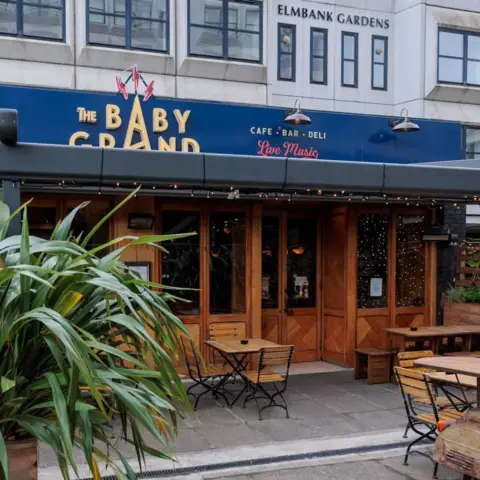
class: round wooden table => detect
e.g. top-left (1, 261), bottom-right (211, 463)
top-left (414, 356), bottom-right (480, 405)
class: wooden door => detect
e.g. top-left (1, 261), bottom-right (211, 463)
top-left (261, 211), bottom-right (320, 362)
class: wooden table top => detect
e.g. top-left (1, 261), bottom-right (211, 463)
top-left (384, 326), bottom-right (472, 338)
top-left (428, 372), bottom-right (477, 389)
top-left (205, 338), bottom-right (280, 354)
top-left (414, 356), bottom-right (480, 378)
top-left (454, 325), bottom-right (480, 333)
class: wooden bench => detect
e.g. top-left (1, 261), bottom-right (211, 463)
top-left (354, 348), bottom-right (393, 385)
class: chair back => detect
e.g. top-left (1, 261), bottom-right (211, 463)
top-left (180, 336), bottom-right (206, 379)
top-left (258, 345), bottom-right (294, 380)
top-left (395, 366), bottom-right (439, 421)
top-left (398, 350), bottom-right (434, 371)
top-left (209, 323), bottom-right (243, 364)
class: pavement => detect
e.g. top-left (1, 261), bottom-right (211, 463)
top-left (37, 370), bottom-right (474, 479)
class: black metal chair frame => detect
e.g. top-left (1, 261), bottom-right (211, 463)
top-left (242, 346), bottom-right (294, 421)
top-left (395, 368), bottom-right (440, 479)
top-left (181, 337), bottom-right (231, 409)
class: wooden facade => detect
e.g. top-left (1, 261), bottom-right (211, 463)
top-left (25, 193), bottom-right (437, 368)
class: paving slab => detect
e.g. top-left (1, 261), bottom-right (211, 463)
top-left (193, 424), bottom-right (270, 449)
top-left (246, 419), bottom-right (323, 442)
top-left (346, 409), bottom-right (407, 432)
top-left (322, 395), bottom-right (385, 414)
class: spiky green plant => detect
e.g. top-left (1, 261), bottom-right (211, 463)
top-left (0, 187), bottom-right (193, 479)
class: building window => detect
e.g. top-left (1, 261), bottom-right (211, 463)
top-left (188, 0), bottom-right (262, 63)
top-left (0, 0), bottom-right (64, 40)
top-left (278, 23), bottom-right (295, 81)
top-left (464, 126), bottom-right (480, 159)
top-left (438, 28), bottom-right (480, 86)
top-left (87, 0), bottom-right (169, 52)
top-left (341, 31), bottom-right (358, 87)
top-left (372, 35), bottom-right (387, 90)
top-left (310, 28), bottom-right (327, 85)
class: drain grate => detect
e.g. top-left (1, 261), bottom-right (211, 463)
top-left (78, 439), bottom-right (421, 480)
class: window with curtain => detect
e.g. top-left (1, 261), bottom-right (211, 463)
top-left (396, 215), bottom-right (425, 307)
top-left (0, 0), bottom-right (64, 40)
top-left (438, 28), bottom-right (480, 86)
top-left (357, 214), bottom-right (389, 308)
top-left (188, 0), bottom-right (262, 62)
top-left (88, 0), bottom-right (168, 52)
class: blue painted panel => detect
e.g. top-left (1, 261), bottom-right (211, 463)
top-left (0, 84), bottom-right (463, 164)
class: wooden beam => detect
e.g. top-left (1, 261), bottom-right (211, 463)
top-left (345, 205), bottom-right (357, 367)
top-left (251, 203), bottom-right (262, 338)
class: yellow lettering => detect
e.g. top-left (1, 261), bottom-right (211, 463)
top-left (158, 137), bottom-right (177, 151)
top-left (124, 96), bottom-right (151, 150)
top-left (106, 104), bottom-right (122, 130)
top-left (99, 133), bottom-right (115, 148)
top-left (153, 108), bottom-right (168, 133)
top-left (174, 109), bottom-right (191, 134)
top-left (69, 131), bottom-right (91, 146)
top-left (182, 138), bottom-right (200, 153)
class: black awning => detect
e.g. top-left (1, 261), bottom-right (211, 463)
top-left (0, 143), bottom-right (478, 197)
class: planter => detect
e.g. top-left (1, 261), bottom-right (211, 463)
top-left (444, 302), bottom-right (480, 326)
top-left (7, 439), bottom-right (37, 480)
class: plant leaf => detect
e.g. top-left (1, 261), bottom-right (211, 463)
top-left (1, 376), bottom-right (15, 393)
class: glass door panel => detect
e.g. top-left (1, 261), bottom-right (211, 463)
top-left (286, 218), bottom-right (316, 309)
top-left (262, 216), bottom-right (280, 309)
top-left (209, 212), bottom-right (246, 314)
top-left (162, 210), bottom-right (201, 316)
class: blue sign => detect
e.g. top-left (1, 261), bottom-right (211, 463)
top-left (0, 84), bottom-right (463, 164)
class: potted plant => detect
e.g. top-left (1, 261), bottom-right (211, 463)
top-left (443, 284), bottom-right (480, 326)
top-left (0, 187), bottom-right (192, 479)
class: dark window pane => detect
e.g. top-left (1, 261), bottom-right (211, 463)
top-left (228, 31), bottom-right (260, 61)
top-left (262, 217), bottom-right (279, 309)
top-left (23, 5), bottom-right (63, 39)
top-left (210, 212), bottom-right (246, 314)
top-left (0, 1), bottom-right (17, 34)
top-left (466, 128), bottom-right (480, 154)
top-left (396, 215), bottom-right (425, 308)
top-left (279, 54), bottom-right (293, 80)
top-left (29, 206), bottom-right (56, 240)
top-left (357, 215), bottom-right (389, 309)
top-left (287, 218), bottom-right (316, 309)
top-left (69, 204), bottom-right (110, 255)
top-left (162, 211), bottom-right (200, 316)
top-left (438, 57), bottom-right (463, 83)
top-left (439, 30), bottom-right (463, 57)
top-left (189, 25), bottom-right (223, 57)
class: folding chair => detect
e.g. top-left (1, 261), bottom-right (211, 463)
top-left (395, 367), bottom-right (465, 479)
top-left (209, 323), bottom-right (243, 367)
top-left (398, 350), bottom-right (436, 373)
top-left (242, 345), bottom-right (294, 420)
top-left (181, 336), bottom-right (232, 409)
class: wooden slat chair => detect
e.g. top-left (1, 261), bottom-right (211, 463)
top-left (209, 323), bottom-right (243, 367)
top-left (180, 336), bottom-right (232, 409)
top-left (242, 345), bottom-right (294, 421)
top-left (395, 367), bottom-right (465, 479)
top-left (397, 350), bottom-right (469, 437)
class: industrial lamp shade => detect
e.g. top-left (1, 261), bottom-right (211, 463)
top-left (391, 108), bottom-right (420, 133)
top-left (422, 224), bottom-right (450, 242)
top-left (284, 100), bottom-right (312, 126)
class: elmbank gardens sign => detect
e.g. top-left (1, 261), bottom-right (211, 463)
top-left (277, 4), bottom-right (390, 29)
